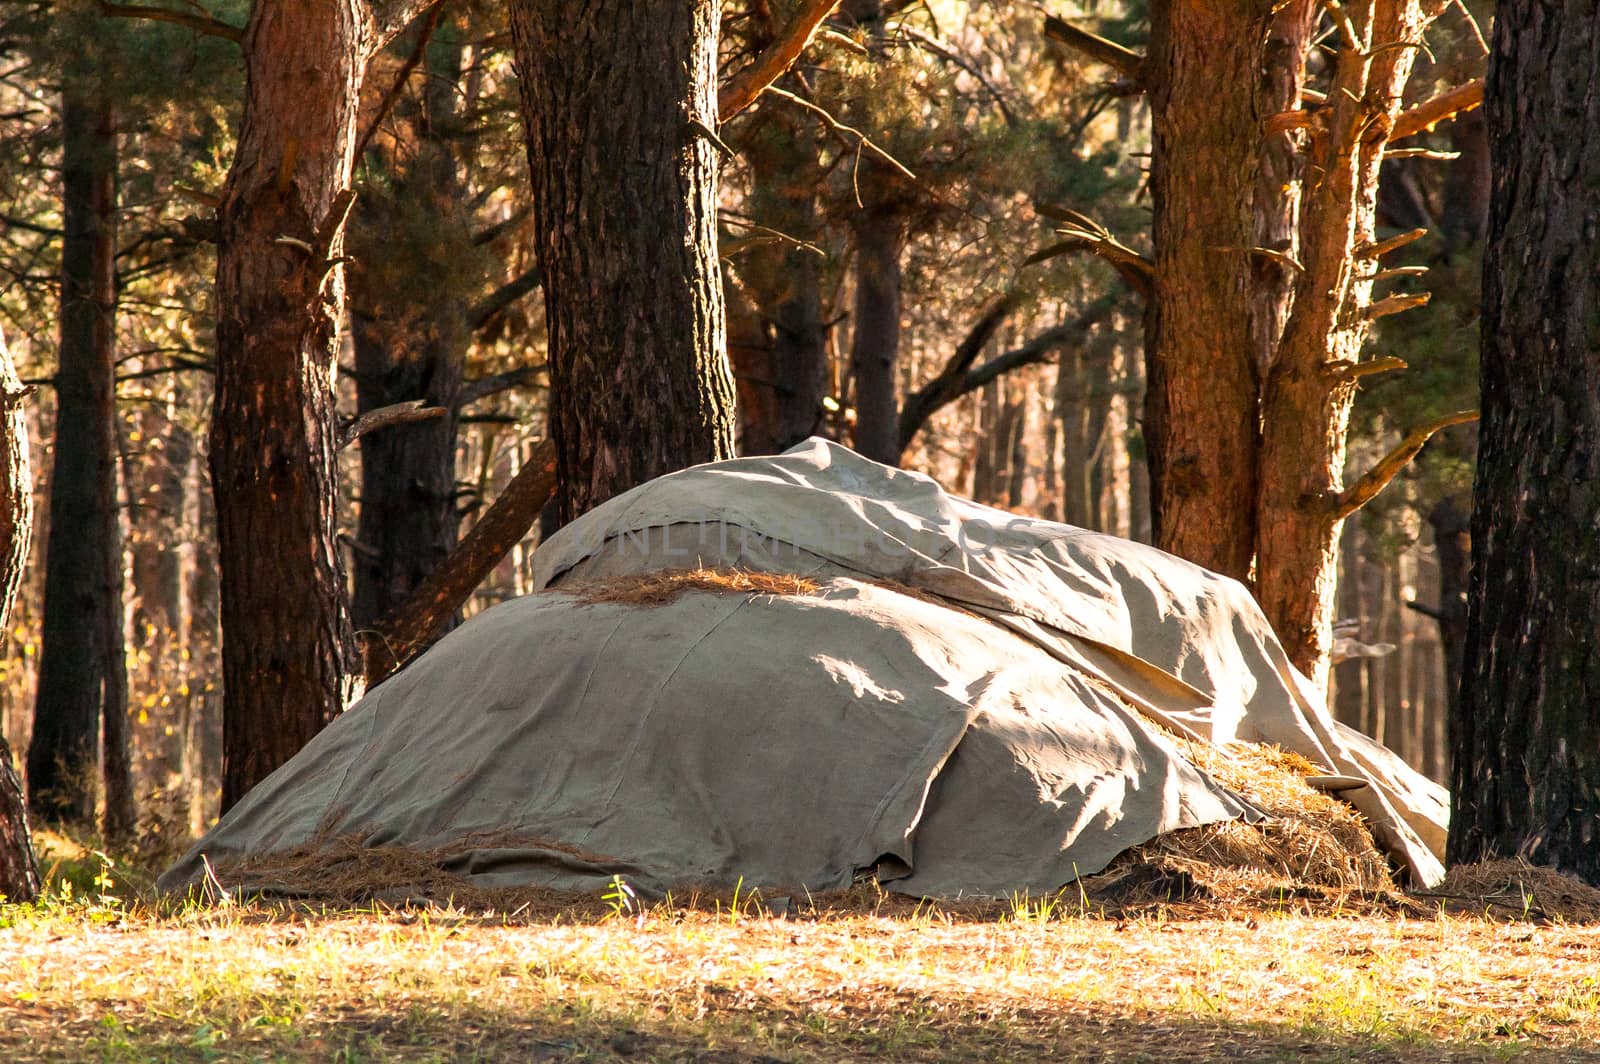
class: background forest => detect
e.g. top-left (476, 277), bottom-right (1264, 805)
top-left (0, 0), bottom-right (1488, 849)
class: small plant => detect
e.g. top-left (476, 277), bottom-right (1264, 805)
top-left (601, 874), bottom-right (643, 926)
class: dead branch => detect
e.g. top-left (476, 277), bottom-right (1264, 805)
top-left (469, 267), bottom-right (543, 335)
top-left (1451, 0), bottom-right (1489, 56)
top-left (1384, 147), bottom-right (1460, 160)
top-left (898, 292), bottom-right (1118, 452)
top-left (1042, 14), bottom-right (1145, 85)
top-left (99, 2), bottom-right (242, 43)
top-left (338, 400), bottom-right (447, 450)
top-left (353, 1), bottom-right (448, 162)
top-left (1390, 78), bottom-right (1484, 141)
top-left (362, 437), bottom-right (557, 684)
top-left (895, 292), bottom-right (1022, 451)
top-left (1323, 355), bottom-right (1407, 382)
top-left (763, 86), bottom-right (915, 180)
top-left (1369, 265), bottom-right (1428, 283)
top-left (1332, 410), bottom-right (1479, 519)
top-left (1363, 291), bottom-right (1430, 321)
top-left (458, 364), bottom-right (546, 407)
top-left (1356, 227), bottom-right (1427, 260)
top-left (1266, 109), bottom-right (1314, 135)
top-left (471, 208), bottom-right (531, 247)
top-left (720, 0), bottom-right (841, 120)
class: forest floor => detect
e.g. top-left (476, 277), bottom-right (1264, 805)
top-left (5, 835), bottom-right (1600, 1063)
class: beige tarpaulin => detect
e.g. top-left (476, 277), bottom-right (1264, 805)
top-left (162, 440), bottom-right (1446, 897)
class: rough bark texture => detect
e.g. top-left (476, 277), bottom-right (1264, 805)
top-left (0, 326), bottom-right (37, 903)
top-left (1255, 1), bottom-right (1434, 693)
top-left (211, 1), bottom-right (372, 812)
top-left (1143, 1), bottom-right (1273, 582)
top-left (510, 0), bottom-right (736, 522)
top-left (29, 88), bottom-right (127, 826)
top-left (348, 28), bottom-right (468, 634)
top-left (1452, 1), bottom-right (1600, 880)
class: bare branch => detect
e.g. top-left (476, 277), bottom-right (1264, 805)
top-left (1363, 291), bottom-right (1430, 321)
top-left (371, 0), bottom-right (448, 46)
top-left (338, 400), bottom-right (447, 450)
top-left (720, 0), bottom-right (841, 120)
top-left (361, 437), bottom-right (557, 683)
top-left (1390, 78), bottom-right (1484, 141)
top-left (1042, 14), bottom-right (1145, 85)
top-left (898, 292), bottom-right (1118, 451)
top-left (895, 292), bottom-right (1022, 451)
top-left (1356, 227), bottom-right (1427, 260)
top-left (1323, 355), bottom-right (1407, 382)
top-left (1332, 410), bottom-right (1479, 519)
top-left (98, 2), bottom-right (242, 43)
top-left (458, 364), bottom-right (546, 407)
top-left (960, 293), bottom-right (1118, 395)
top-left (354, 0), bottom-right (447, 162)
top-left (471, 208), bottom-right (531, 247)
top-left (469, 266), bottom-right (542, 335)
top-left (763, 86), bottom-right (915, 180)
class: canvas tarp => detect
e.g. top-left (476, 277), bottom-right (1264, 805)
top-left (161, 439), bottom-right (1447, 898)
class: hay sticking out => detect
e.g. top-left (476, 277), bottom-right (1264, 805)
top-left (567, 567), bottom-right (820, 607)
top-left (210, 832), bottom-right (625, 911)
top-left (1083, 737), bottom-right (1399, 913)
top-left (1425, 859), bottom-right (1600, 922)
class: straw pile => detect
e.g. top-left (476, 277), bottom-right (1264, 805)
top-left (566, 567), bottom-right (819, 607)
top-left (1422, 858), bottom-right (1600, 922)
top-left (1080, 734), bottom-right (1404, 914)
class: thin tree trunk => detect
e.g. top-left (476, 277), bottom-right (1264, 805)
top-left (849, 206), bottom-right (904, 466)
top-left (1144, 1), bottom-right (1273, 581)
top-left (348, 29), bottom-right (469, 635)
top-left (733, 112), bottom-right (828, 454)
top-left (0, 325), bottom-right (37, 903)
top-left (510, 0), bottom-right (736, 521)
top-left (29, 87), bottom-right (126, 827)
top-left (211, 2), bottom-right (373, 812)
top-left (1452, 0), bottom-right (1600, 879)
top-left (1255, 1), bottom-right (1438, 692)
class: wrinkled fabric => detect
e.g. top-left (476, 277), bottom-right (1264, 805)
top-left (162, 439), bottom-right (1446, 898)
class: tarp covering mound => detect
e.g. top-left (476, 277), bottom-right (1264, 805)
top-left (161, 440), bottom-right (1448, 899)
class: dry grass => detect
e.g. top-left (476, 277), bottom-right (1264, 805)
top-left (5, 883), bottom-right (1600, 1063)
top-left (567, 567), bottom-right (820, 607)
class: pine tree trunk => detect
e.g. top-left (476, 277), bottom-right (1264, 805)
top-left (849, 206), bottom-right (904, 466)
top-left (1452, 0), bottom-right (1600, 879)
top-left (210, 2), bottom-right (373, 811)
top-left (510, 0), bottom-right (736, 521)
top-left (1255, 1), bottom-right (1434, 692)
top-left (0, 326), bottom-right (37, 903)
top-left (1144, 1), bottom-right (1273, 581)
top-left (29, 87), bottom-right (126, 826)
top-left (347, 33), bottom-right (468, 635)
top-left (733, 113), bottom-right (828, 454)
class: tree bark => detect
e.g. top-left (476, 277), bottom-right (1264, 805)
top-left (510, 0), bottom-right (736, 522)
top-left (0, 326), bottom-right (37, 903)
top-left (1254, 1), bottom-right (1437, 692)
top-left (728, 110), bottom-right (829, 455)
top-left (1143, 1), bottom-right (1273, 582)
top-left (1452, 0), bottom-right (1600, 880)
top-left (348, 26), bottom-right (469, 635)
top-left (849, 205), bottom-right (905, 466)
top-left (29, 86), bottom-right (127, 827)
top-left (212, 1), bottom-right (379, 812)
